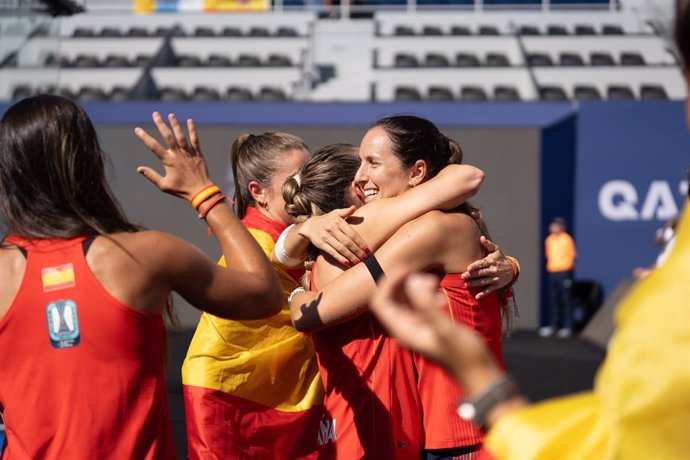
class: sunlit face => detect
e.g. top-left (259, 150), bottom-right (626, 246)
top-left (354, 126), bottom-right (413, 204)
top-left (263, 148), bottom-right (309, 226)
top-left (549, 222), bottom-right (564, 234)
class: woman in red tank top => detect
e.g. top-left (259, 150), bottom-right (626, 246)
top-left (286, 116), bottom-right (518, 460)
top-left (0, 96), bottom-right (282, 459)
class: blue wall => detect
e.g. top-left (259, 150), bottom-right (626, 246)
top-left (574, 102), bottom-right (690, 298)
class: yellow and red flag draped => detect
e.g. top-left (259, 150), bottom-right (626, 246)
top-left (182, 207), bottom-right (324, 459)
top-left (483, 200), bottom-right (690, 460)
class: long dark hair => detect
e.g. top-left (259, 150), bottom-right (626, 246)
top-left (282, 143), bottom-right (361, 287)
top-left (230, 132), bottom-right (309, 219)
top-left (0, 95), bottom-right (138, 238)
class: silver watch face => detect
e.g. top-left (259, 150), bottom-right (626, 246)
top-left (457, 402), bottom-right (476, 421)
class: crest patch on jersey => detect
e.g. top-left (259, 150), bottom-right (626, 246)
top-left (46, 300), bottom-right (80, 349)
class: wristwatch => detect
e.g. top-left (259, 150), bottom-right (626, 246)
top-left (457, 375), bottom-right (520, 429)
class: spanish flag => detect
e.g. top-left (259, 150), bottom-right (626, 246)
top-left (182, 206), bottom-right (324, 459)
top-left (483, 200), bottom-right (690, 459)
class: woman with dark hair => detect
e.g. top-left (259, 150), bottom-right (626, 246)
top-left (0, 97), bottom-right (282, 459)
top-left (370, 8), bottom-right (690, 459)
top-left (287, 115), bottom-right (517, 459)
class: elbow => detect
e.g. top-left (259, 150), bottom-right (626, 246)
top-left (468, 168), bottom-right (485, 197)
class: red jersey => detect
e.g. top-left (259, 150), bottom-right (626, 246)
top-left (0, 236), bottom-right (175, 459)
top-left (310, 272), bottom-right (422, 459)
top-left (415, 274), bottom-right (504, 450)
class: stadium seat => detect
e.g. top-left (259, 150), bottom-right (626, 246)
top-left (394, 86), bottom-right (422, 101)
top-left (590, 52), bottom-right (615, 66)
top-left (527, 53), bottom-right (554, 67)
top-left (73, 27), bottom-right (95, 37)
top-left (76, 86), bottom-right (108, 102)
top-left (103, 55), bottom-right (131, 67)
top-left (206, 54), bottom-right (232, 67)
top-left (258, 87), bottom-right (288, 101)
top-left (192, 87), bottom-right (221, 101)
top-left (221, 26), bottom-right (242, 36)
top-left (73, 54), bottom-right (100, 68)
top-left (127, 27), bottom-right (149, 37)
top-left (620, 52), bottom-right (646, 66)
top-left (456, 52), bottom-right (480, 67)
top-left (602, 24), bottom-right (625, 35)
top-left (574, 85), bottom-right (602, 101)
top-left (547, 25), bottom-right (569, 35)
top-left (12, 85), bottom-right (33, 100)
top-left (154, 26), bottom-right (172, 37)
top-left (519, 25), bottom-right (540, 36)
top-left (478, 25), bottom-right (500, 36)
top-left (428, 86), bottom-right (454, 101)
top-left (422, 25), bottom-right (443, 36)
top-left (236, 54), bottom-right (262, 67)
top-left (574, 24), bottom-right (597, 35)
top-left (56, 88), bottom-right (76, 99)
top-left (450, 25), bottom-right (471, 36)
top-left (460, 86), bottom-right (488, 101)
top-left (640, 84), bottom-right (669, 100)
top-left (276, 26), bottom-right (299, 37)
top-left (425, 53), bottom-right (450, 67)
top-left (267, 54), bottom-right (293, 67)
top-left (539, 86), bottom-right (568, 101)
top-left (176, 55), bottom-right (203, 67)
top-left (485, 53), bottom-right (510, 67)
top-left (109, 86), bottom-right (132, 101)
top-left (100, 27), bottom-right (122, 37)
top-left (607, 85), bottom-right (636, 100)
top-left (394, 25), bottom-right (415, 36)
top-left (194, 26), bottom-right (216, 37)
top-left (134, 54), bottom-right (152, 67)
top-left (226, 87), bottom-right (254, 101)
top-left (494, 86), bottom-right (521, 101)
top-left (158, 87), bottom-right (188, 101)
top-left (394, 53), bottom-right (419, 68)
top-left (249, 27), bottom-right (270, 37)
top-left (559, 52), bottom-right (585, 66)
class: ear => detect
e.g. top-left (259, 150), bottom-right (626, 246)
top-left (247, 180), bottom-right (267, 206)
top-left (408, 160), bottom-right (428, 187)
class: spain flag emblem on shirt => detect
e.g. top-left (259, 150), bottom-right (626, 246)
top-left (41, 263), bottom-right (76, 292)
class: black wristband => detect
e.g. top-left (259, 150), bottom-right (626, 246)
top-left (363, 254), bottom-right (385, 283)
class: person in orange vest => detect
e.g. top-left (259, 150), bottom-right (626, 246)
top-left (540, 217), bottom-right (576, 338)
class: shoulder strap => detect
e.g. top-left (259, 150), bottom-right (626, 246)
top-left (82, 236), bottom-right (96, 256)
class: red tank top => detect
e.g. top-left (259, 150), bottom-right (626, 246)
top-left (415, 273), bottom-right (504, 450)
top-left (0, 236), bottom-right (176, 459)
top-left (309, 269), bottom-right (423, 460)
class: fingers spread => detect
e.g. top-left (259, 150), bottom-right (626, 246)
top-left (168, 113), bottom-right (189, 150)
top-left (135, 127), bottom-right (167, 159)
top-left (152, 112), bottom-right (176, 148)
top-left (136, 166), bottom-right (164, 188)
top-left (188, 119), bottom-right (201, 153)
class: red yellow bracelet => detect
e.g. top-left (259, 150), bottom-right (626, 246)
top-left (198, 194), bottom-right (228, 220)
top-left (191, 184), bottom-right (221, 210)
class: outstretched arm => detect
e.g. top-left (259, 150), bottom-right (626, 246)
top-left (135, 112), bottom-right (283, 319)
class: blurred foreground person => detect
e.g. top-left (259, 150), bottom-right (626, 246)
top-left (370, 7), bottom-right (690, 456)
top-left (0, 97), bottom-right (282, 459)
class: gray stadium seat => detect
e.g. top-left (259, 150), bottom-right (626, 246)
top-left (456, 52), bottom-right (480, 67)
top-left (73, 54), bottom-right (100, 68)
top-left (12, 85), bottom-right (33, 100)
top-left (494, 86), bottom-right (520, 101)
top-left (267, 54), bottom-right (293, 67)
top-left (574, 85), bottom-right (602, 101)
top-left (590, 52), bottom-right (615, 66)
top-left (100, 27), bottom-right (122, 37)
top-left (194, 26), bottom-right (216, 37)
top-left (527, 53), bottom-right (554, 67)
top-left (127, 27), bottom-right (149, 37)
top-left (394, 25), bottom-right (415, 36)
top-left (607, 85), bottom-right (635, 100)
top-left (110, 86), bottom-right (132, 101)
top-left (394, 86), bottom-right (422, 101)
top-left (277, 26), bottom-right (299, 37)
top-left (450, 25), bottom-right (471, 36)
top-left (176, 55), bottom-right (203, 67)
top-left (620, 52), bottom-right (646, 66)
top-left (425, 53), bottom-right (450, 67)
top-left (134, 54), bottom-right (151, 67)
top-left (602, 24), bottom-right (625, 35)
top-left (478, 25), bottom-right (500, 36)
top-left (57, 88), bottom-right (76, 99)
top-left (226, 87), bottom-right (254, 101)
top-left (428, 86), bottom-right (454, 101)
top-left (422, 25), bottom-right (443, 36)
top-left (158, 87), bottom-right (188, 101)
top-left (249, 27), bottom-right (270, 37)
top-left (206, 54), bottom-right (232, 67)
top-left (77, 86), bottom-right (108, 102)
top-left (192, 87), bottom-right (221, 101)
top-left (519, 25), bottom-right (540, 36)
top-left (575, 24), bottom-right (597, 35)
top-left (103, 55), bottom-right (131, 67)
top-left (539, 86), bottom-right (568, 101)
top-left (394, 53), bottom-right (419, 68)
top-left (485, 53), bottom-right (510, 67)
top-left (236, 54), bottom-right (262, 67)
top-left (73, 27), bottom-right (95, 37)
top-left (559, 52), bottom-right (585, 66)
top-left (547, 25), bottom-right (569, 36)
top-left (222, 26), bottom-right (242, 36)
top-left (258, 87), bottom-right (288, 101)
top-left (460, 86), bottom-right (488, 101)
top-left (640, 85), bottom-right (669, 101)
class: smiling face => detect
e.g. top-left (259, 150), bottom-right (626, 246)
top-left (354, 126), bottom-right (415, 204)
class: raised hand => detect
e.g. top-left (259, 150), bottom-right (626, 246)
top-left (134, 112), bottom-right (211, 201)
top-left (461, 236), bottom-right (516, 299)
